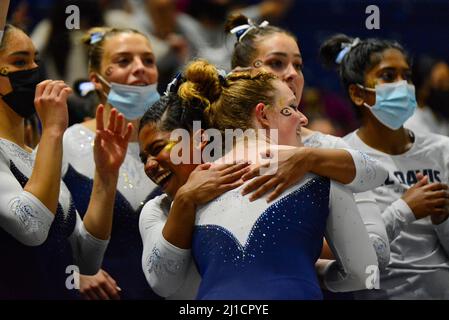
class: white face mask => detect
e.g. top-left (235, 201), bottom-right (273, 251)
top-left (358, 80), bottom-right (417, 130)
top-left (96, 74), bottom-right (160, 120)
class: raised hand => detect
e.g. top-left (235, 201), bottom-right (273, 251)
top-left (22, 80), bottom-right (72, 215)
top-left (94, 105), bottom-right (133, 177)
top-left (34, 80), bottom-right (72, 134)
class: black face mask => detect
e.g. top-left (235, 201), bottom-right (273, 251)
top-left (427, 88), bottom-right (449, 120)
top-left (0, 67), bottom-right (45, 118)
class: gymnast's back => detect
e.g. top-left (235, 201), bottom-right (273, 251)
top-left (193, 173), bottom-right (378, 300)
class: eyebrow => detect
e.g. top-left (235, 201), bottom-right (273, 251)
top-left (284, 98), bottom-right (297, 106)
top-left (266, 52), bottom-right (302, 59)
top-left (377, 66), bottom-right (410, 73)
top-left (144, 139), bottom-right (165, 155)
top-left (9, 51), bottom-right (29, 56)
top-left (9, 50), bottom-right (39, 57)
top-left (112, 51), bottom-right (154, 57)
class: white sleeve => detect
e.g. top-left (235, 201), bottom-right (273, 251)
top-left (354, 191), bottom-right (390, 270)
top-left (433, 139), bottom-right (449, 256)
top-left (320, 181), bottom-right (379, 292)
top-left (343, 148), bottom-right (389, 193)
top-left (313, 135), bottom-right (388, 193)
top-left (434, 217), bottom-right (449, 256)
top-left (68, 213), bottom-right (109, 275)
top-left (139, 196), bottom-right (192, 298)
top-left (0, 154), bottom-right (54, 246)
top-left (381, 198), bottom-right (415, 241)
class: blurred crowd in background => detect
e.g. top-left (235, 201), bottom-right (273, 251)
top-left (6, 0), bottom-right (449, 142)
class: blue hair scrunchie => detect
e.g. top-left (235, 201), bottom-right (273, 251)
top-left (90, 31), bottom-right (105, 45)
top-left (335, 38), bottom-right (361, 64)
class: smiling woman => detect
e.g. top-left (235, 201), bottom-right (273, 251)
top-left (137, 59), bottom-right (379, 300)
top-left (139, 121), bottom-right (198, 198)
top-left (224, 13), bottom-right (389, 203)
top-left (61, 27), bottom-right (163, 300)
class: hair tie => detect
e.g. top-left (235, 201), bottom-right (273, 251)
top-left (164, 72), bottom-right (184, 96)
top-left (90, 32), bottom-right (105, 45)
top-left (217, 68), bottom-right (227, 86)
top-left (230, 24), bottom-right (252, 40)
top-left (230, 20), bottom-right (269, 42)
top-left (335, 37), bottom-right (360, 64)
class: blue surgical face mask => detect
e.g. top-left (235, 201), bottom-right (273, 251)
top-left (358, 80), bottom-right (417, 130)
top-left (96, 74), bottom-right (160, 120)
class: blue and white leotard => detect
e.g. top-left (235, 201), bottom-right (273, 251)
top-left (193, 174), bottom-right (378, 300)
top-left (0, 138), bottom-right (108, 299)
top-left (140, 138), bottom-right (387, 299)
top-left (62, 124), bottom-right (162, 299)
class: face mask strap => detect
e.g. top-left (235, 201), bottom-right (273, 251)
top-left (95, 73), bottom-right (111, 90)
top-left (355, 83), bottom-right (375, 108)
top-left (94, 73), bottom-right (112, 100)
top-left (356, 83), bottom-right (376, 92)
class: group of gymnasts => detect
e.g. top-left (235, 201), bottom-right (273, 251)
top-left (1, 7), bottom-right (449, 300)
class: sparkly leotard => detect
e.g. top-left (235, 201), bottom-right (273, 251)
top-left (193, 175), bottom-right (329, 299)
top-left (0, 139), bottom-right (108, 299)
top-left (192, 174), bottom-right (378, 299)
top-left (62, 124), bottom-right (162, 299)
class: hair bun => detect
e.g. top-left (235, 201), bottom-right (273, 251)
top-left (178, 60), bottom-right (223, 112)
top-left (319, 33), bottom-right (354, 68)
top-left (225, 13), bottom-right (250, 35)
